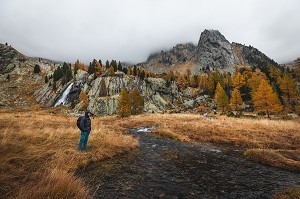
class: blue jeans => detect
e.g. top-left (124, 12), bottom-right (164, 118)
top-left (78, 131), bottom-right (90, 151)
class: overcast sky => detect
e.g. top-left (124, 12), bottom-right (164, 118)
top-left (0, 0), bottom-right (299, 64)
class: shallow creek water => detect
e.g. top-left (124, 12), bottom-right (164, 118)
top-left (77, 127), bottom-right (300, 199)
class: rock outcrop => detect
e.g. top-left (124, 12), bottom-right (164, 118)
top-left (196, 29), bottom-right (236, 72)
top-left (0, 43), bottom-right (34, 74)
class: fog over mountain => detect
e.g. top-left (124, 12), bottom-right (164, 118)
top-left (0, 0), bottom-right (299, 64)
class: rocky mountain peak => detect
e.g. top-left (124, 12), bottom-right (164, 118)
top-left (198, 29), bottom-right (229, 44)
top-left (196, 29), bottom-right (235, 70)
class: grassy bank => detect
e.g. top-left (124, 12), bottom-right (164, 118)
top-left (1, 111), bottom-right (299, 198)
top-left (110, 113), bottom-right (300, 172)
top-left (0, 110), bottom-right (138, 199)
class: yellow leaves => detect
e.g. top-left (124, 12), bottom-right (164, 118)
top-left (117, 89), bottom-right (131, 118)
top-left (232, 72), bottom-right (246, 89)
top-left (79, 91), bottom-right (89, 110)
top-left (230, 88), bottom-right (243, 111)
top-left (253, 79), bottom-right (282, 117)
top-left (176, 72), bottom-right (187, 91)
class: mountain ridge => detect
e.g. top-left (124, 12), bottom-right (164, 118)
top-left (138, 29), bottom-right (279, 74)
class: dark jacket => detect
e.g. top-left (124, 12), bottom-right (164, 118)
top-left (80, 111), bottom-right (91, 132)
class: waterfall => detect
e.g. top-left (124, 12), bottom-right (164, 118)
top-left (54, 83), bottom-right (74, 107)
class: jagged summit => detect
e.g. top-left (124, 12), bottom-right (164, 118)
top-left (197, 29), bottom-right (235, 70)
top-left (139, 29), bottom-right (279, 74)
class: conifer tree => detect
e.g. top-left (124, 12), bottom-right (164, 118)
top-left (177, 72), bottom-right (187, 91)
top-left (130, 87), bottom-right (144, 115)
top-left (253, 79), bottom-right (282, 117)
top-left (99, 78), bottom-right (107, 97)
top-left (232, 72), bottom-right (246, 89)
top-left (278, 73), bottom-right (298, 111)
top-left (207, 74), bottom-right (215, 94)
top-left (45, 76), bottom-right (48, 84)
top-left (127, 67), bottom-right (132, 76)
top-left (216, 87), bottom-right (229, 113)
top-left (105, 60), bottom-right (110, 69)
top-left (139, 70), bottom-right (145, 80)
top-left (214, 82), bottom-right (223, 103)
top-left (34, 64), bottom-right (41, 73)
top-left (189, 76), bottom-right (195, 88)
top-left (230, 88), bottom-right (243, 111)
top-left (133, 65), bottom-right (137, 76)
top-left (79, 91), bottom-right (89, 110)
top-left (118, 61), bottom-right (122, 71)
top-left (108, 65), bottom-right (115, 76)
top-left (198, 75), bottom-right (209, 93)
top-left (117, 89), bottom-right (131, 117)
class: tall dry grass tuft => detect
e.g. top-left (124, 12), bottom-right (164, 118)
top-left (16, 168), bottom-right (91, 199)
top-left (0, 111), bottom-right (138, 198)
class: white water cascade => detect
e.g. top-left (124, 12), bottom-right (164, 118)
top-left (54, 82), bottom-right (74, 107)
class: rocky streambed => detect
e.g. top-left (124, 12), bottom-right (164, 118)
top-left (77, 127), bottom-right (300, 199)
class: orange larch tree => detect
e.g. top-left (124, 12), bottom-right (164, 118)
top-left (253, 79), bottom-right (282, 117)
top-left (230, 88), bottom-right (243, 111)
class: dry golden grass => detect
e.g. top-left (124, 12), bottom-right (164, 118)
top-left (108, 113), bottom-right (300, 171)
top-left (1, 110), bottom-right (299, 198)
top-left (274, 187), bottom-right (300, 199)
top-left (0, 111), bottom-right (138, 199)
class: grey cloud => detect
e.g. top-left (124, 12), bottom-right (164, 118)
top-left (0, 0), bottom-right (299, 64)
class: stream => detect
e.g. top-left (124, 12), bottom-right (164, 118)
top-left (77, 127), bottom-right (300, 199)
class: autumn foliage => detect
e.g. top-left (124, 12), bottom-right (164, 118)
top-left (253, 79), bottom-right (282, 117)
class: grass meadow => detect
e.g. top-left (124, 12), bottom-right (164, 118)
top-left (0, 110), bottom-right (299, 198)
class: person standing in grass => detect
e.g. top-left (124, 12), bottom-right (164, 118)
top-left (78, 110), bottom-right (92, 152)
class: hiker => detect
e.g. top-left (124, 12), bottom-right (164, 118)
top-left (78, 110), bottom-right (92, 151)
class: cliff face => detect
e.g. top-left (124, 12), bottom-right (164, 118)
top-left (196, 29), bottom-right (236, 71)
top-left (140, 29), bottom-right (279, 74)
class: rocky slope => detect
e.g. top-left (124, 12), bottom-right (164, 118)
top-left (139, 29), bottom-right (279, 74)
top-left (0, 43), bottom-right (46, 108)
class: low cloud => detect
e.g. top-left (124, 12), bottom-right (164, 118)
top-left (0, 0), bottom-right (299, 64)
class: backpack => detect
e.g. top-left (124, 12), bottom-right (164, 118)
top-left (77, 116), bottom-right (83, 130)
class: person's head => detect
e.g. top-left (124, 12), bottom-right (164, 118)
top-left (85, 110), bottom-right (91, 117)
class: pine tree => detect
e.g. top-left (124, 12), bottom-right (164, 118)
top-left (214, 82), bottom-right (223, 103)
top-left (130, 87), bottom-right (144, 115)
top-left (105, 60), bottom-right (110, 69)
top-left (108, 65), bottom-right (115, 76)
top-left (118, 61), bottom-right (122, 71)
top-left (99, 78), bottom-right (107, 97)
top-left (278, 73), bottom-right (298, 111)
top-left (117, 89), bottom-right (131, 117)
top-left (45, 76), bottom-right (48, 84)
top-left (177, 72), bottom-right (187, 91)
top-left (186, 69), bottom-right (192, 77)
top-left (139, 70), bottom-right (145, 80)
top-left (230, 88), bottom-right (243, 111)
top-left (34, 64), bottom-right (41, 73)
top-left (232, 72), bottom-right (246, 89)
top-left (189, 76), bottom-right (195, 88)
top-left (133, 65), bottom-right (137, 76)
top-left (216, 87), bottom-right (229, 113)
top-left (127, 67), bottom-right (132, 76)
top-left (80, 91), bottom-right (89, 110)
top-left (253, 79), bottom-right (282, 117)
